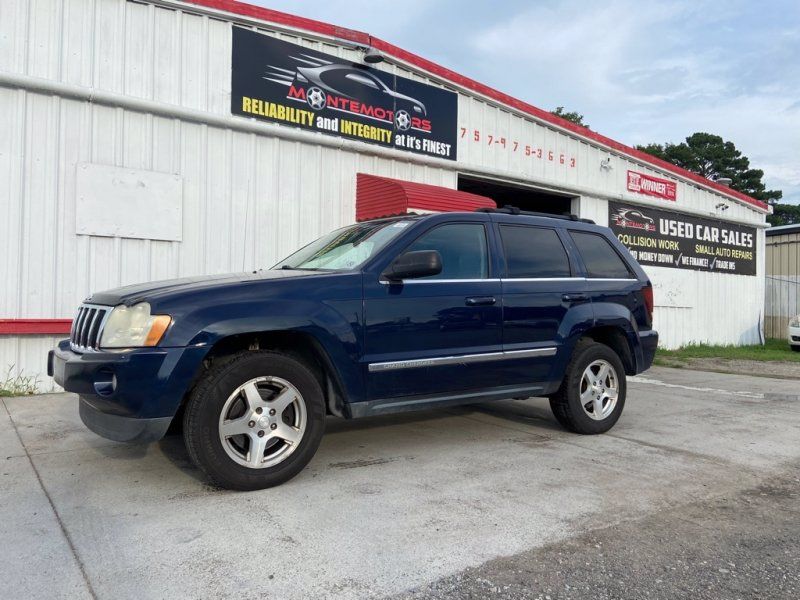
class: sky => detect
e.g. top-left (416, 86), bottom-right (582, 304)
top-left (247, 0), bottom-right (800, 203)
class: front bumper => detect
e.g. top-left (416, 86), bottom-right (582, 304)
top-left (79, 397), bottom-right (173, 442)
top-left (788, 325), bottom-right (800, 346)
top-left (48, 340), bottom-right (209, 442)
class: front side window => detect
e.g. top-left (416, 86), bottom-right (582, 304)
top-left (274, 219), bottom-right (415, 271)
top-left (405, 223), bottom-right (489, 279)
top-left (500, 225), bottom-right (571, 278)
top-left (569, 231), bottom-right (633, 279)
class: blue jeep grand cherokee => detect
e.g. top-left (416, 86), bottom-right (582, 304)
top-left (49, 208), bottom-right (657, 490)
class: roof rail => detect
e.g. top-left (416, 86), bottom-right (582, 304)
top-left (476, 205), bottom-right (595, 224)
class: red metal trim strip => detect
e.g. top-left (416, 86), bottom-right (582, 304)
top-left (185, 0), bottom-right (370, 44)
top-left (186, 0), bottom-right (768, 211)
top-left (0, 319), bottom-right (73, 335)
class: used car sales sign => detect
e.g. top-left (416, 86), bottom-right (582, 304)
top-left (609, 201), bottom-right (757, 276)
top-left (626, 170), bottom-right (677, 201)
top-left (231, 28), bottom-right (458, 160)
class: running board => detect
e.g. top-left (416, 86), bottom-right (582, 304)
top-left (347, 385), bottom-right (545, 418)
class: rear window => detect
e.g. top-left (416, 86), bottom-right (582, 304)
top-left (569, 231), bottom-right (633, 279)
top-left (500, 225), bottom-right (571, 278)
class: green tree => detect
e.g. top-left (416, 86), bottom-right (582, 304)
top-left (551, 106), bottom-right (589, 129)
top-left (636, 132), bottom-right (782, 204)
top-left (768, 203), bottom-right (800, 226)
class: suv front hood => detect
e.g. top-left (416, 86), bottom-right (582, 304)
top-left (86, 269), bottom-right (323, 306)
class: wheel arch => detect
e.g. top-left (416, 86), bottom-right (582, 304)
top-left (187, 329), bottom-right (351, 418)
top-left (582, 325), bottom-right (637, 375)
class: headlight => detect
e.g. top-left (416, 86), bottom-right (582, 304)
top-left (790, 315), bottom-right (800, 328)
top-left (100, 303), bottom-right (172, 349)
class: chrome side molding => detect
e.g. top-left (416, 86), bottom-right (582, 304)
top-left (368, 347), bottom-right (557, 372)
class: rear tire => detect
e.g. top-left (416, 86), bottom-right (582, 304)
top-left (183, 351), bottom-right (325, 490)
top-left (549, 339), bottom-right (626, 434)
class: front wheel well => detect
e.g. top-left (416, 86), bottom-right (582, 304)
top-left (581, 326), bottom-right (636, 375)
top-left (191, 331), bottom-right (347, 417)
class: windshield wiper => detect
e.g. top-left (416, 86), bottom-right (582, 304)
top-left (278, 265), bottom-right (330, 272)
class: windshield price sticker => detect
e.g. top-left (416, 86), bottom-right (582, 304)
top-left (231, 28), bottom-right (458, 160)
top-left (608, 201), bottom-right (757, 276)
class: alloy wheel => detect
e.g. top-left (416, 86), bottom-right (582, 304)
top-left (579, 359), bottom-right (619, 420)
top-left (218, 376), bottom-right (307, 468)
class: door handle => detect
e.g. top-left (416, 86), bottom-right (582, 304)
top-left (465, 296), bottom-right (496, 306)
top-left (562, 293), bottom-right (588, 303)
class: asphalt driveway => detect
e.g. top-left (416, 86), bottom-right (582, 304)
top-left (2, 366), bottom-right (799, 599)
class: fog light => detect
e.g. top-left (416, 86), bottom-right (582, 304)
top-left (93, 369), bottom-right (117, 397)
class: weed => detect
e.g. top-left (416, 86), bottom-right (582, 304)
top-left (0, 365), bottom-right (40, 397)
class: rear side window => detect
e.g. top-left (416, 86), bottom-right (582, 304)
top-left (406, 223), bottom-right (489, 279)
top-left (569, 231), bottom-right (633, 279)
top-left (500, 225), bottom-right (571, 278)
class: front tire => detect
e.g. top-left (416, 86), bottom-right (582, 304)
top-left (183, 351), bottom-right (325, 490)
top-left (549, 339), bottom-right (626, 434)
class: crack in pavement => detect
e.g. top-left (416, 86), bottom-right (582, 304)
top-left (1, 398), bottom-right (98, 600)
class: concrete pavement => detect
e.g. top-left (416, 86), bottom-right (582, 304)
top-left (2, 366), bottom-right (799, 599)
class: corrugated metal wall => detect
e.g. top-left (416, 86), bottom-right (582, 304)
top-left (0, 0), bottom-right (769, 390)
top-left (766, 232), bottom-right (800, 338)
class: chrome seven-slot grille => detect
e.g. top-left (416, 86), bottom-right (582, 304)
top-left (70, 304), bottom-right (111, 352)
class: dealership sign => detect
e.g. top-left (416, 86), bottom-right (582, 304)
top-left (231, 28), bottom-right (458, 160)
top-left (626, 170), bottom-right (677, 201)
top-left (609, 202), bottom-right (756, 276)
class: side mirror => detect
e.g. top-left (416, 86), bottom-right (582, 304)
top-left (384, 250), bottom-right (442, 281)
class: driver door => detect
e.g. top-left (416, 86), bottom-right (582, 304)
top-left (362, 222), bottom-right (503, 400)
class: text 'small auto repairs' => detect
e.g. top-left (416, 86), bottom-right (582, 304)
top-left (0, 0), bottom-right (769, 389)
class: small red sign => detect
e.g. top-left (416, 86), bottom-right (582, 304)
top-left (626, 170), bottom-right (677, 201)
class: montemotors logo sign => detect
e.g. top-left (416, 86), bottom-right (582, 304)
top-left (626, 170), bottom-right (677, 201)
top-left (231, 28), bottom-right (458, 160)
top-left (608, 201), bottom-right (756, 276)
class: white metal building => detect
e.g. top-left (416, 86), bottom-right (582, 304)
top-left (0, 0), bottom-right (770, 390)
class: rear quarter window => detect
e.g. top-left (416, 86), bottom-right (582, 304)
top-left (569, 231), bottom-right (633, 279)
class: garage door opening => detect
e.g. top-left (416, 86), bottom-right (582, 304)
top-left (458, 175), bottom-right (574, 215)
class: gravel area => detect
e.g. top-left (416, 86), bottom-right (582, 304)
top-left (395, 463), bottom-right (800, 600)
top-left (656, 357), bottom-right (800, 379)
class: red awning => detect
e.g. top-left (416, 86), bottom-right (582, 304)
top-left (356, 173), bottom-right (496, 221)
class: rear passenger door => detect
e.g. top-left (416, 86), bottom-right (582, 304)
top-left (498, 224), bottom-right (589, 387)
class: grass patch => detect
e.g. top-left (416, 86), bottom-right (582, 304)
top-left (656, 338), bottom-right (800, 363)
top-left (0, 365), bottom-right (40, 397)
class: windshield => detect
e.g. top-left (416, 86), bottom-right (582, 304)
top-left (273, 219), bottom-right (415, 271)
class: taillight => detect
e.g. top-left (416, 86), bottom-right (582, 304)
top-left (642, 283), bottom-right (654, 324)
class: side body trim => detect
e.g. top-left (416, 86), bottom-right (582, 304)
top-left (367, 347), bottom-right (557, 372)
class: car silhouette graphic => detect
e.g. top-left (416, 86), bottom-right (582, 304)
top-left (263, 54), bottom-right (427, 120)
top-left (613, 209), bottom-right (656, 232)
